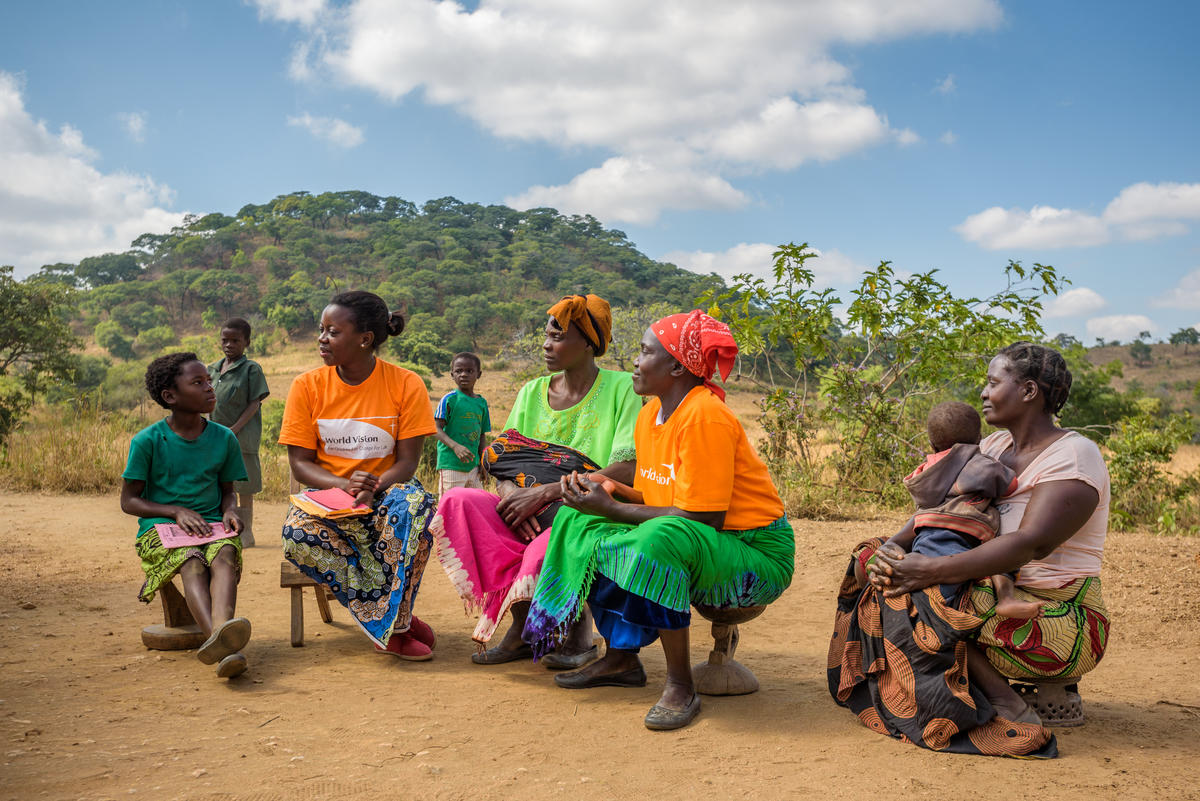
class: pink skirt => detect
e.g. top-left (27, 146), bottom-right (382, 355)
top-left (432, 488), bottom-right (550, 645)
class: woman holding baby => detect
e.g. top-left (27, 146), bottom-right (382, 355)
top-left (828, 342), bottom-right (1110, 758)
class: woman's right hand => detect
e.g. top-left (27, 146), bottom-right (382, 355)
top-left (346, 470), bottom-right (379, 497)
top-left (868, 547), bottom-right (939, 597)
top-left (496, 484), bottom-right (553, 542)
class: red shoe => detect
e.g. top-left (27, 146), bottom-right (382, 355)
top-left (406, 616), bottom-right (436, 650)
top-left (375, 631), bottom-right (433, 661)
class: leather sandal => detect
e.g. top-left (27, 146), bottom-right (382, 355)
top-left (644, 693), bottom-right (701, 731)
top-left (541, 645), bottom-right (600, 670)
top-left (216, 652), bottom-right (248, 679)
top-left (197, 617), bottom-right (251, 665)
top-left (471, 644), bottom-right (533, 664)
top-left (554, 664), bottom-right (647, 689)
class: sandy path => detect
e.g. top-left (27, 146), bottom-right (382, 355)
top-left (1, 493), bottom-right (1197, 801)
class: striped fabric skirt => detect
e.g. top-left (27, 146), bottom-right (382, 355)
top-left (827, 537), bottom-right (1109, 758)
top-left (524, 507), bottom-right (795, 657)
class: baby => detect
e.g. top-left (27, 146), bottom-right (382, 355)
top-left (859, 401), bottom-right (1045, 618)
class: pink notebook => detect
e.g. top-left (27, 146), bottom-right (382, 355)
top-left (153, 522), bottom-right (233, 548)
top-left (303, 487), bottom-right (369, 512)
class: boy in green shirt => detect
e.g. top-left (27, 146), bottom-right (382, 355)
top-left (208, 318), bottom-right (270, 547)
top-left (121, 352), bottom-right (252, 679)
top-left (434, 352), bottom-right (491, 495)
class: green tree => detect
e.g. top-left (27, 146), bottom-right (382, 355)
top-left (702, 245), bottom-right (1065, 503)
top-left (0, 266), bottom-right (82, 442)
top-left (134, 325), bottom-right (177, 357)
top-left (390, 329), bottom-right (453, 375)
top-left (607, 302), bottom-right (677, 371)
top-left (95, 320), bottom-right (136, 361)
top-left (1129, 339), bottom-right (1153, 366)
top-left (1169, 326), bottom-right (1200, 350)
top-left (76, 252), bottom-right (141, 287)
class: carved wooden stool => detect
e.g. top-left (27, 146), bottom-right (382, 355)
top-left (141, 580), bottom-right (205, 651)
top-left (281, 561), bottom-right (335, 647)
top-left (691, 604), bottom-right (767, 696)
top-left (1012, 678), bottom-right (1085, 727)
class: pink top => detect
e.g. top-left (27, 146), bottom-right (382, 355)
top-left (979, 429), bottom-right (1109, 588)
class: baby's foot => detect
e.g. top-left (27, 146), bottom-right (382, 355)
top-left (995, 598), bottom-right (1048, 619)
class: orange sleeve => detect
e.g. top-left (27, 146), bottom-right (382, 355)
top-left (671, 419), bottom-right (736, 512)
top-left (278, 374), bottom-right (317, 449)
top-left (393, 369), bottom-right (437, 440)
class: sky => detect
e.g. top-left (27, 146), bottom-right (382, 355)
top-left (1, 0), bottom-right (1198, 344)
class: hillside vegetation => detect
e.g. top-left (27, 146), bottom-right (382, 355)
top-left (36, 190), bottom-right (720, 363)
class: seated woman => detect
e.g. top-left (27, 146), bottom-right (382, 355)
top-left (829, 342), bottom-right (1110, 758)
top-left (434, 294), bottom-right (642, 666)
top-left (279, 291), bottom-right (439, 660)
top-left (523, 311), bottom-right (795, 731)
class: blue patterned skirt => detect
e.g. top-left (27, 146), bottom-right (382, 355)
top-left (282, 481), bottom-right (435, 646)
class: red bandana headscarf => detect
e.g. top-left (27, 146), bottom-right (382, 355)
top-left (652, 310), bottom-right (738, 400)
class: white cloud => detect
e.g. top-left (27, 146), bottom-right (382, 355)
top-left (934, 74), bottom-right (956, 94)
top-left (0, 72), bottom-right (183, 276)
top-left (258, 0), bottom-right (1002, 223)
top-left (118, 111), bottom-right (147, 143)
top-left (895, 128), bottom-right (921, 146)
top-left (661, 242), bottom-right (864, 288)
top-left (253, 0), bottom-right (327, 26)
top-left (506, 157), bottom-right (746, 225)
top-left (286, 112), bottom-right (365, 148)
top-left (958, 181), bottom-right (1200, 250)
top-left (956, 205), bottom-right (1109, 250)
top-left (939, 130), bottom-right (957, 145)
top-left (1152, 268), bottom-right (1200, 309)
top-left (1086, 314), bottom-right (1155, 343)
top-left (1042, 287), bottom-right (1107, 318)
top-left (1103, 182), bottom-right (1200, 225)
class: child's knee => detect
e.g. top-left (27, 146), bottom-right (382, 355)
top-left (213, 545), bottom-right (239, 568)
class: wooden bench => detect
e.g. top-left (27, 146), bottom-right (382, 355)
top-left (280, 561), bottom-right (334, 647)
top-left (691, 604), bottom-right (768, 696)
top-left (141, 580), bottom-right (205, 651)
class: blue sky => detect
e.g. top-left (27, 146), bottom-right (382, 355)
top-left (2, 0), bottom-right (1198, 344)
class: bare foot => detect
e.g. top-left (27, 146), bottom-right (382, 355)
top-left (995, 598), bottom-right (1048, 619)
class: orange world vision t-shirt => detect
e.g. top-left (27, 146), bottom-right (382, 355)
top-left (633, 386), bottom-right (783, 531)
top-left (278, 360), bottom-right (436, 479)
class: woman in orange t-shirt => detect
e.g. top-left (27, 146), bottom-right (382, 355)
top-left (279, 291), bottom-right (438, 660)
top-left (523, 311), bottom-right (794, 731)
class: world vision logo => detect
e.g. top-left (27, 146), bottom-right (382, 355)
top-left (639, 463), bottom-right (677, 486)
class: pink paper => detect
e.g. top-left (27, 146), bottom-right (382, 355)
top-left (304, 487), bottom-right (369, 512)
top-left (153, 522), bottom-right (233, 548)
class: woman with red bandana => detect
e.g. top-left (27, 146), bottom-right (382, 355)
top-left (523, 310), bottom-right (795, 730)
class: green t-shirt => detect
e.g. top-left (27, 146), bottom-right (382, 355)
top-left (504, 368), bottom-right (641, 466)
top-left (434, 390), bottom-right (492, 471)
top-left (207, 356), bottom-right (270, 453)
top-left (122, 419), bottom-right (247, 537)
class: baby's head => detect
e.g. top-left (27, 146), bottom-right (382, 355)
top-left (926, 401), bottom-right (981, 453)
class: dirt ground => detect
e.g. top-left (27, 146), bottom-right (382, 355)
top-left (1, 494), bottom-right (1198, 801)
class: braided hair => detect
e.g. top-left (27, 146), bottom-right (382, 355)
top-left (145, 351), bottom-right (200, 409)
top-left (996, 341), bottom-right (1072, 415)
top-left (329, 291), bottom-right (405, 350)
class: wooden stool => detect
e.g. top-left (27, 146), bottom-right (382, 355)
top-left (281, 561), bottom-right (334, 647)
top-left (691, 604), bottom-right (767, 696)
top-left (141, 581), bottom-right (205, 651)
top-left (1012, 678), bottom-right (1085, 727)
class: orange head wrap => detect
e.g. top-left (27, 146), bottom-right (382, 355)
top-left (547, 294), bottom-right (612, 357)
top-left (651, 310), bottom-right (738, 400)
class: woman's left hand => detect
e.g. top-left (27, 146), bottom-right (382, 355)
top-left (560, 471), bottom-right (615, 516)
top-left (868, 548), bottom-right (939, 597)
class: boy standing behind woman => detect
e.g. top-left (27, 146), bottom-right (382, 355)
top-left (434, 352), bottom-right (490, 495)
top-left (208, 318), bottom-right (270, 546)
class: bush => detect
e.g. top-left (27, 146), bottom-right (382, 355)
top-left (133, 324), bottom-right (177, 357)
top-left (95, 320), bottom-right (135, 361)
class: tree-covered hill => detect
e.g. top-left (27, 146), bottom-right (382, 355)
top-left (34, 190), bottom-right (722, 358)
